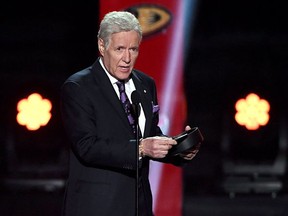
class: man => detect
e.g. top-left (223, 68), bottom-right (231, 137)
top-left (61, 11), bottom-right (199, 216)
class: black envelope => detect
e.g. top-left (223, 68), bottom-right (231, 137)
top-left (168, 127), bottom-right (204, 156)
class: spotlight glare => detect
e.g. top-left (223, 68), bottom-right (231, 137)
top-left (16, 93), bottom-right (52, 131)
top-left (235, 93), bottom-right (270, 130)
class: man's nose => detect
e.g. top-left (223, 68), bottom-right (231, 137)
top-left (122, 49), bottom-right (131, 63)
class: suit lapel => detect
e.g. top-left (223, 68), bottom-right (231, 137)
top-left (91, 59), bottom-right (133, 134)
top-left (132, 72), bottom-right (153, 138)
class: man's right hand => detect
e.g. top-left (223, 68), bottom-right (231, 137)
top-left (140, 136), bottom-right (177, 158)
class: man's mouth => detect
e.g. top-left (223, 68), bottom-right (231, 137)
top-left (119, 66), bottom-right (130, 71)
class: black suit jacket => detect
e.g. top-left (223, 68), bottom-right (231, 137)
top-left (61, 58), bottom-right (165, 216)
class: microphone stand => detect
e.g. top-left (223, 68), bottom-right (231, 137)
top-left (134, 103), bottom-right (140, 216)
top-left (131, 90), bottom-right (141, 216)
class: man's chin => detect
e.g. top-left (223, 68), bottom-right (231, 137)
top-left (116, 72), bottom-right (132, 80)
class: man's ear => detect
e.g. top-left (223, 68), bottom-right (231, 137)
top-left (98, 38), bottom-right (105, 55)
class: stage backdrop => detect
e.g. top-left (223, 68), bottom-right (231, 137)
top-left (100, 1), bottom-right (186, 215)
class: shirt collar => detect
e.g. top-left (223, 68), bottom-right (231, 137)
top-left (99, 57), bottom-right (119, 85)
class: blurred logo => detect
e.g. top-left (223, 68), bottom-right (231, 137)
top-left (126, 4), bottom-right (172, 37)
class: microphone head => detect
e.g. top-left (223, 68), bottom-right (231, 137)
top-left (131, 90), bottom-right (141, 105)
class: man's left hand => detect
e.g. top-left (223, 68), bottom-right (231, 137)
top-left (178, 125), bottom-right (201, 160)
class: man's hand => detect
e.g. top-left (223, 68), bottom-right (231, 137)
top-left (178, 125), bottom-right (201, 160)
top-left (140, 136), bottom-right (177, 158)
top-left (178, 147), bottom-right (200, 160)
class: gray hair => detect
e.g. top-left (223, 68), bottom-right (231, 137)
top-left (97, 11), bottom-right (142, 48)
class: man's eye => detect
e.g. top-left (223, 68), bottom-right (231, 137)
top-left (130, 48), bottom-right (138, 52)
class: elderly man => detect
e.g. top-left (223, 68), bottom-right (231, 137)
top-left (60, 11), bottom-right (198, 216)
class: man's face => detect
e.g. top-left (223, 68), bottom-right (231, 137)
top-left (98, 30), bottom-right (141, 80)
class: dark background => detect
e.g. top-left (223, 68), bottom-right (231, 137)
top-left (184, 0), bottom-right (288, 184)
top-left (1, 1), bottom-right (288, 215)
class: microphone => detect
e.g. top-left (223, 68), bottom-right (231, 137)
top-left (131, 90), bottom-right (141, 105)
top-left (131, 90), bottom-right (141, 117)
top-left (131, 90), bottom-right (141, 119)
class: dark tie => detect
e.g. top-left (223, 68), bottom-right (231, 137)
top-left (116, 81), bottom-right (136, 134)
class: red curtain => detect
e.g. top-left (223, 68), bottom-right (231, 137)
top-left (99, 1), bottom-right (186, 215)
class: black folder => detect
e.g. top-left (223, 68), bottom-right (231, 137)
top-left (168, 127), bottom-right (204, 156)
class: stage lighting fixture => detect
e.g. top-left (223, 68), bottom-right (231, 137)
top-left (235, 93), bottom-right (270, 130)
top-left (16, 93), bottom-right (52, 131)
